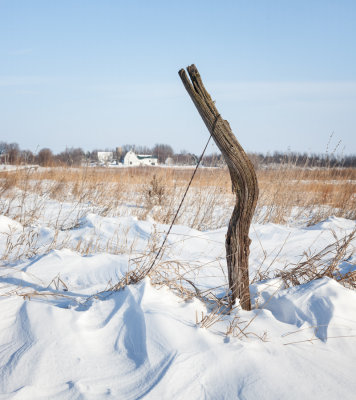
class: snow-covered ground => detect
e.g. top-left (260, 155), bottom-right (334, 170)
top-left (1, 197), bottom-right (356, 398)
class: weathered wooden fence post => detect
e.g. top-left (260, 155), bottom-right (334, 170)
top-left (179, 65), bottom-right (259, 310)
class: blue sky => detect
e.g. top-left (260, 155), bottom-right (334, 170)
top-left (1, 0), bottom-right (355, 155)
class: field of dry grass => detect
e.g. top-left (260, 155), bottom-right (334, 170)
top-left (1, 164), bottom-right (355, 229)
top-left (0, 163), bottom-right (355, 339)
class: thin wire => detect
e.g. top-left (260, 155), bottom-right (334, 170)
top-left (147, 114), bottom-right (221, 274)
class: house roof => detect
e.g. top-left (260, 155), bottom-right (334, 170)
top-left (137, 155), bottom-right (156, 160)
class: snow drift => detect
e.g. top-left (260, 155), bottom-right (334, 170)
top-left (1, 213), bottom-right (356, 399)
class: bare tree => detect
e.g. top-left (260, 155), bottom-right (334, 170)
top-left (20, 150), bottom-right (35, 164)
top-left (152, 144), bottom-right (174, 163)
top-left (38, 148), bottom-right (54, 166)
top-left (0, 142), bottom-right (20, 164)
top-left (179, 65), bottom-right (259, 310)
top-left (57, 147), bottom-right (84, 166)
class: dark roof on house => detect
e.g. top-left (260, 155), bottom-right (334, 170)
top-left (137, 155), bottom-right (155, 160)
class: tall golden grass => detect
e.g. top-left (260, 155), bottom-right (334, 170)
top-left (1, 164), bottom-right (355, 227)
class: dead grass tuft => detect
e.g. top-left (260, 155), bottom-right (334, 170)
top-left (275, 228), bottom-right (356, 289)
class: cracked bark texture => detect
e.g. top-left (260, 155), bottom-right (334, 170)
top-left (179, 65), bottom-right (259, 310)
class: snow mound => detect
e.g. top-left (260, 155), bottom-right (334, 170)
top-left (0, 216), bottom-right (23, 234)
top-left (256, 278), bottom-right (356, 341)
top-left (1, 214), bottom-right (356, 399)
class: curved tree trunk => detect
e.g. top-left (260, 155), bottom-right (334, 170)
top-left (179, 65), bottom-right (259, 310)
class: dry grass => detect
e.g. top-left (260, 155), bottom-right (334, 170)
top-left (1, 162), bottom-right (354, 270)
top-left (0, 163), bottom-right (355, 339)
top-left (1, 164), bottom-right (355, 229)
top-left (256, 166), bottom-right (356, 224)
top-left (275, 228), bottom-right (356, 290)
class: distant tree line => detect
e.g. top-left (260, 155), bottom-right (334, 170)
top-left (0, 142), bottom-right (85, 167)
top-left (1, 141), bottom-right (355, 168)
top-left (247, 151), bottom-right (356, 169)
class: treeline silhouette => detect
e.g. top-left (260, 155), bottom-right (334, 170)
top-left (201, 151), bottom-right (356, 168)
top-left (248, 151), bottom-right (356, 168)
top-left (1, 141), bottom-right (355, 168)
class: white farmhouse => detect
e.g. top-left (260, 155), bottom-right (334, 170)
top-left (124, 150), bottom-right (158, 166)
